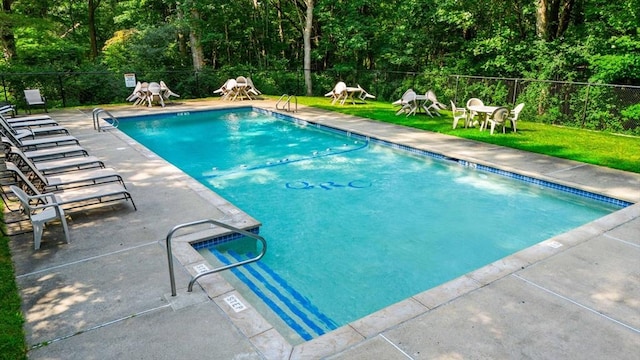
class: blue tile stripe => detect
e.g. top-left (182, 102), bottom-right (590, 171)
top-left (191, 227), bottom-right (260, 250)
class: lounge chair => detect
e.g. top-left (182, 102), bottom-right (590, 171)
top-left (393, 89), bottom-right (418, 116)
top-left (2, 137), bottom-right (88, 161)
top-left (6, 162), bottom-right (137, 211)
top-left (8, 146), bottom-right (103, 174)
top-left (325, 82), bottom-right (348, 105)
top-left (450, 100), bottom-right (468, 129)
top-left (24, 89), bottom-right (48, 114)
top-left (0, 114), bottom-right (68, 138)
top-left (0, 104), bottom-right (17, 117)
top-left (0, 120), bottom-right (79, 150)
top-left (10, 150), bottom-right (123, 191)
top-left (10, 185), bottom-right (70, 250)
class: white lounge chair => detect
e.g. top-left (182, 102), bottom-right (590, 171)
top-left (6, 162), bottom-right (137, 211)
top-left (10, 185), bottom-right (70, 250)
top-left (24, 89), bottom-right (48, 114)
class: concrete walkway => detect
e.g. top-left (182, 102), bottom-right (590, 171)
top-left (5, 99), bottom-right (639, 359)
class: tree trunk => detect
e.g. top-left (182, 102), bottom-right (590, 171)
top-left (1, 0), bottom-right (16, 60)
top-left (88, 0), bottom-right (100, 60)
top-left (303, 0), bottom-right (313, 96)
top-left (189, 8), bottom-right (205, 71)
top-left (536, 0), bottom-right (548, 40)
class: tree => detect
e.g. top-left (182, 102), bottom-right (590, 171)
top-left (88, 0), bottom-right (100, 59)
top-left (1, 0), bottom-right (16, 61)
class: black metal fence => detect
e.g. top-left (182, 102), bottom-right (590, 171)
top-left (2, 69), bottom-right (639, 135)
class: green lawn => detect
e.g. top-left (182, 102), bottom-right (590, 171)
top-left (284, 96), bottom-right (640, 174)
top-left (0, 228), bottom-right (27, 360)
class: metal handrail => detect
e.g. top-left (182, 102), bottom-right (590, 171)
top-left (165, 219), bottom-right (267, 296)
top-left (92, 108), bottom-right (119, 132)
top-left (275, 94), bottom-right (297, 113)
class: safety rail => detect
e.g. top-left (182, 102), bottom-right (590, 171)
top-left (165, 219), bottom-right (267, 296)
top-left (92, 108), bottom-right (119, 132)
top-left (275, 94), bottom-right (297, 113)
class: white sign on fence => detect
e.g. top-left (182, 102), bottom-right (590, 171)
top-left (124, 73), bottom-right (136, 87)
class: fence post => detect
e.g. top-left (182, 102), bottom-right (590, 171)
top-left (512, 79), bottom-right (519, 106)
top-left (1, 75), bottom-right (7, 103)
top-left (582, 83), bottom-right (591, 129)
top-left (58, 74), bottom-right (66, 107)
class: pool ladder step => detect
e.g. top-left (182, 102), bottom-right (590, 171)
top-left (165, 219), bottom-right (267, 296)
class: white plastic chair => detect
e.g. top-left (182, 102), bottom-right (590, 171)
top-left (508, 103), bottom-right (525, 132)
top-left (466, 98), bottom-right (484, 126)
top-left (147, 82), bottom-right (165, 107)
top-left (324, 82), bottom-right (348, 105)
top-left (450, 100), bottom-right (468, 129)
top-left (393, 89), bottom-right (418, 116)
top-left (425, 90), bottom-right (446, 116)
top-left (10, 185), bottom-right (70, 250)
top-left (485, 107), bottom-right (510, 135)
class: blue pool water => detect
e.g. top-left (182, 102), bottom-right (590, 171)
top-left (118, 108), bottom-right (623, 342)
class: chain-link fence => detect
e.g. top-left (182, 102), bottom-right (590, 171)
top-left (1, 70), bottom-right (639, 135)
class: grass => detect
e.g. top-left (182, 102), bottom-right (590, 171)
top-left (0, 218), bottom-right (28, 360)
top-left (281, 96), bottom-right (640, 173)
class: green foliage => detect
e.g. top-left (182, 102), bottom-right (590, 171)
top-left (0, 223), bottom-right (27, 360)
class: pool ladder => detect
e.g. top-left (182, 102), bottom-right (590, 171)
top-left (276, 94), bottom-right (297, 113)
top-left (165, 219), bottom-right (267, 296)
top-left (92, 108), bottom-right (119, 132)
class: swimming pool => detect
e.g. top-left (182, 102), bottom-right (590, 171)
top-left (118, 107), bottom-right (624, 343)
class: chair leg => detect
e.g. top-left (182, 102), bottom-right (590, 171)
top-left (32, 221), bottom-right (44, 250)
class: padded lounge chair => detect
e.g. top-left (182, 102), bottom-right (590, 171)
top-left (2, 137), bottom-right (88, 161)
top-left (10, 185), bottom-right (70, 250)
top-left (1, 123), bottom-right (79, 150)
top-left (24, 89), bottom-right (48, 114)
top-left (6, 162), bottom-right (137, 211)
top-left (0, 114), bottom-right (68, 138)
top-left (11, 151), bottom-right (124, 191)
top-left (8, 146), bottom-right (103, 174)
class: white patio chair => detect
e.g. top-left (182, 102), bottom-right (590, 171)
top-left (485, 107), bottom-right (510, 134)
top-left (10, 185), bottom-right (70, 250)
top-left (425, 90), bottom-right (446, 116)
top-left (147, 82), bottom-right (165, 107)
top-left (324, 82), bottom-right (348, 105)
top-left (393, 89), bottom-right (418, 116)
top-left (160, 81), bottom-right (180, 100)
top-left (508, 103), bottom-right (525, 132)
top-left (450, 100), bottom-right (468, 129)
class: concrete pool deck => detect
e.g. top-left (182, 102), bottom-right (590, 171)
top-left (5, 99), bottom-right (639, 359)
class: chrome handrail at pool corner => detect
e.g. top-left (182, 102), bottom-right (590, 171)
top-left (276, 94), bottom-right (297, 113)
top-left (165, 219), bottom-right (267, 296)
top-left (92, 108), bottom-right (119, 132)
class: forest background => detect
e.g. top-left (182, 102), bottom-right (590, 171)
top-left (1, 0), bottom-right (639, 133)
